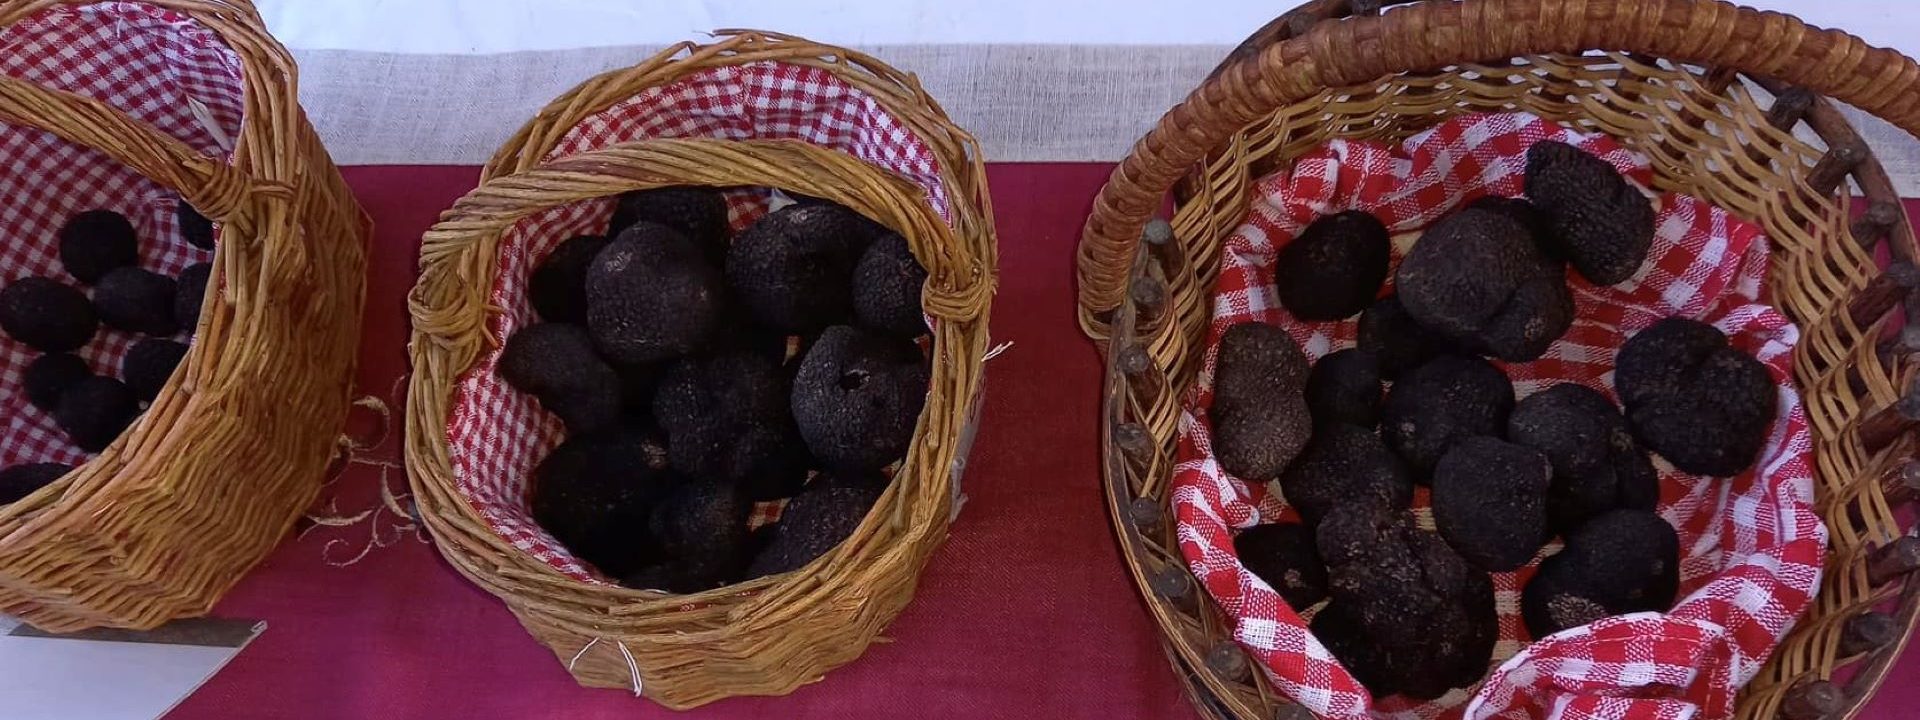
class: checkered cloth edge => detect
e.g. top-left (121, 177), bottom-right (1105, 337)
top-left (0, 2), bottom-right (235, 469)
top-left (1172, 112), bottom-right (1825, 720)
top-left (443, 59), bottom-right (948, 584)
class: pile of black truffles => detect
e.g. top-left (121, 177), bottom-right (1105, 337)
top-left (0, 202), bottom-right (212, 505)
top-left (1218, 141), bottom-right (1778, 701)
top-left (502, 187), bottom-right (931, 593)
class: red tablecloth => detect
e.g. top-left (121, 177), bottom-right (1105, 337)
top-left (164, 165), bottom-right (1917, 720)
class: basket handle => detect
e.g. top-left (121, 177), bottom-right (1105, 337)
top-left (1075, 0), bottom-right (1920, 315)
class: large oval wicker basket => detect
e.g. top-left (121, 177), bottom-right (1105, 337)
top-left (405, 31), bottom-right (995, 709)
top-left (0, 0), bottom-right (366, 632)
top-left (1078, 1), bottom-right (1920, 718)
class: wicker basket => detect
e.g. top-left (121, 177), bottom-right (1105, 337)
top-left (0, 0), bottom-right (365, 632)
top-left (1078, 1), bottom-right (1920, 718)
top-left (404, 31), bottom-right (995, 709)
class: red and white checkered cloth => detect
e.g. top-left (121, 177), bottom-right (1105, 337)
top-left (0, 3), bottom-right (236, 469)
top-left (1173, 112), bottom-right (1824, 719)
top-left (444, 57), bottom-right (948, 583)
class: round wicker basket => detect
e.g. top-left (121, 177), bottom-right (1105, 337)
top-left (0, 0), bottom-right (367, 632)
top-left (1078, 1), bottom-right (1920, 718)
top-left (405, 31), bottom-right (995, 709)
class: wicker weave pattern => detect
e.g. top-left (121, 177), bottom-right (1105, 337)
top-left (0, 0), bottom-right (367, 632)
top-left (405, 32), bottom-right (995, 709)
top-left (1080, 1), bottom-right (1920, 718)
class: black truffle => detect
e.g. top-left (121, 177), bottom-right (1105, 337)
top-left (1431, 436), bottom-right (1552, 571)
top-left (1380, 354), bottom-right (1514, 478)
top-left (1615, 317), bottom-right (1777, 476)
top-left (496, 323), bottom-right (623, 433)
top-left (1304, 348), bottom-right (1382, 428)
top-left (747, 471), bottom-right (887, 578)
top-left (1311, 602), bottom-right (1402, 698)
top-left (652, 352), bottom-right (812, 500)
top-left (58, 210), bottom-right (138, 284)
top-left (1211, 322), bottom-right (1312, 482)
top-left (1522, 509), bottom-right (1680, 638)
top-left (1396, 207), bottom-right (1573, 361)
top-left (647, 477), bottom-right (754, 592)
top-left (1278, 423), bottom-right (1412, 526)
top-left (791, 325), bottom-right (928, 472)
top-left (1508, 384), bottom-right (1660, 535)
top-left (586, 222), bottom-right (725, 364)
top-left (0, 463), bottom-right (71, 505)
top-left (531, 426), bottom-right (676, 579)
top-left (24, 353), bottom-right (90, 412)
top-left (122, 338), bottom-right (190, 402)
top-left (1356, 294), bottom-right (1452, 379)
top-left (726, 203), bottom-right (868, 335)
top-left (175, 262), bottom-right (211, 334)
top-left (93, 267), bottom-right (179, 336)
top-left (851, 231), bottom-right (928, 338)
top-left (607, 186), bottom-right (730, 266)
top-left (528, 234), bottom-right (610, 324)
top-left (1465, 195), bottom-right (1553, 248)
top-left (177, 200), bottom-right (215, 250)
top-left (54, 376), bottom-right (137, 452)
top-left (1524, 141), bottom-right (1655, 286)
top-left (1275, 210), bottom-right (1392, 321)
top-left (1234, 522), bottom-right (1329, 609)
top-left (0, 277), bottom-right (97, 352)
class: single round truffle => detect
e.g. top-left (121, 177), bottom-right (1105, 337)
top-left (1431, 436), bottom-right (1553, 571)
top-left (1211, 322), bottom-right (1313, 482)
top-left (177, 200), bottom-right (216, 250)
top-left (726, 203), bottom-right (868, 335)
top-left (55, 376), bottom-right (137, 452)
top-left (1233, 522), bottom-right (1329, 609)
top-left (1278, 423), bottom-right (1412, 526)
top-left (851, 231), bottom-right (929, 338)
top-left (58, 210), bottom-right (138, 284)
top-left (0, 463), bottom-right (71, 505)
top-left (1356, 294), bottom-right (1452, 379)
top-left (1396, 207), bottom-right (1573, 361)
top-left (647, 477), bottom-right (754, 592)
top-left (586, 222), bottom-right (725, 364)
top-left (1275, 210), bottom-right (1392, 321)
top-left (1524, 141), bottom-right (1655, 286)
top-left (1381, 354), bottom-right (1515, 478)
top-left (651, 352), bottom-right (812, 500)
top-left (1522, 509), bottom-right (1680, 638)
top-left (1304, 348), bottom-right (1383, 428)
top-left (1508, 384), bottom-right (1660, 535)
top-left (496, 323), bottom-right (623, 434)
top-left (529, 234), bottom-right (610, 324)
top-left (747, 472), bottom-right (887, 578)
top-left (791, 325), bottom-right (929, 472)
top-left (24, 353), bottom-right (90, 412)
top-left (531, 427), bottom-right (676, 579)
top-left (93, 267), bottom-right (179, 336)
top-left (608, 186), bottom-right (730, 266)
top-left (122, 338), bottom-right (190, 402)
top-left (0, 277), bottom-right (98, 352)
top-left (174, 262), bottom-right (211, 335)
top-left (1615, 317), bottom-right (1777, 476)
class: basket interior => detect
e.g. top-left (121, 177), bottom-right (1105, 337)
top-left (444, 60), bottom-right (948, 584)
top-left (0, 1), bottom-right (237, 470)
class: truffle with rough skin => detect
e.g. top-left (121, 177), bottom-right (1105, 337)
top-left (1522, 509), bottom-right (1680, 638)
top-left (122, 339), bottom-right (189, 402)
top-left (851, 232), bottom-right (929, 338)
top-left (652, 352), bottom-right (812, 500)
top-left (1234, 522), bottom-right (1329, 609)
top-left (1508, 384), bottom-right (1660, 534)
top-left (791, 325), bottom-right (929, 472)
top-left (58, 210), bottom-right (138, 284)
top-left (587, 222), bottom-right (726, 364)
top-left (1380, 354), bottom-right (1514, 478)
top-left (0, 463), bottom-right (71, 505)
top-left (178, 200), bottom-right (215, 250)
top-left (647, 477), bottom-right (753, 592)
top-left (529, 234), bottom-right (610, 324)
top-left (0, 277), bottom-right (97, 352)
top-left (531, 425), bottom-right (676, 579)
top-left (726, 203), bottom-right (869, 335)
top-left (747, 471), bottom-right (888, 577)
top-left (1357, 294), bottom-right (1452, 379)
top-left (1524, 141), bottom-right (1655, 286)
top-left (1395, 207), bottom-right (1573, 361)
top-left (1304, 348), bottom-right (1382, 428)
top-left (607, 186), bottom-right (730, 265)
top-left (55, 376), bottom-right (137, 452)
top-left (1465, 195), bottom-right (1553, 247)
top-left (93, 267), bottom-right (179, 336)
top-left (496, 323), bottom-right (623, 433)
top-left (175, 263), bottom-right (211, 335)
top-left (1275, 210), bottom-right (1392, 320)
top-left (1278, 423), bottom-right (1412, 525)
top-left (1211, 322), bottom-right (1312, 482)
top-left (24, 353), bottom-right (89, 412)
top-left (1614, 317), bottom-right (1777, 476)
top-left (1430, 436), bottom-right (1553, 571)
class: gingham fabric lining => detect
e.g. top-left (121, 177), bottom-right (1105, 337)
top-left (444, 60), bottom-right (947, 584)
top-left (1172, 112), bottom-right (1825, 720)
top-left (0, 2), bottom-right (235, 469)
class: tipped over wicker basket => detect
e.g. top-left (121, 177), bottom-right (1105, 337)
top-left (404, 31), bottom-right (995, 709)
top-left (0, 0), bottom-right (366, 632)
top-left (1079, 0), bottom-right (1920, 718)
